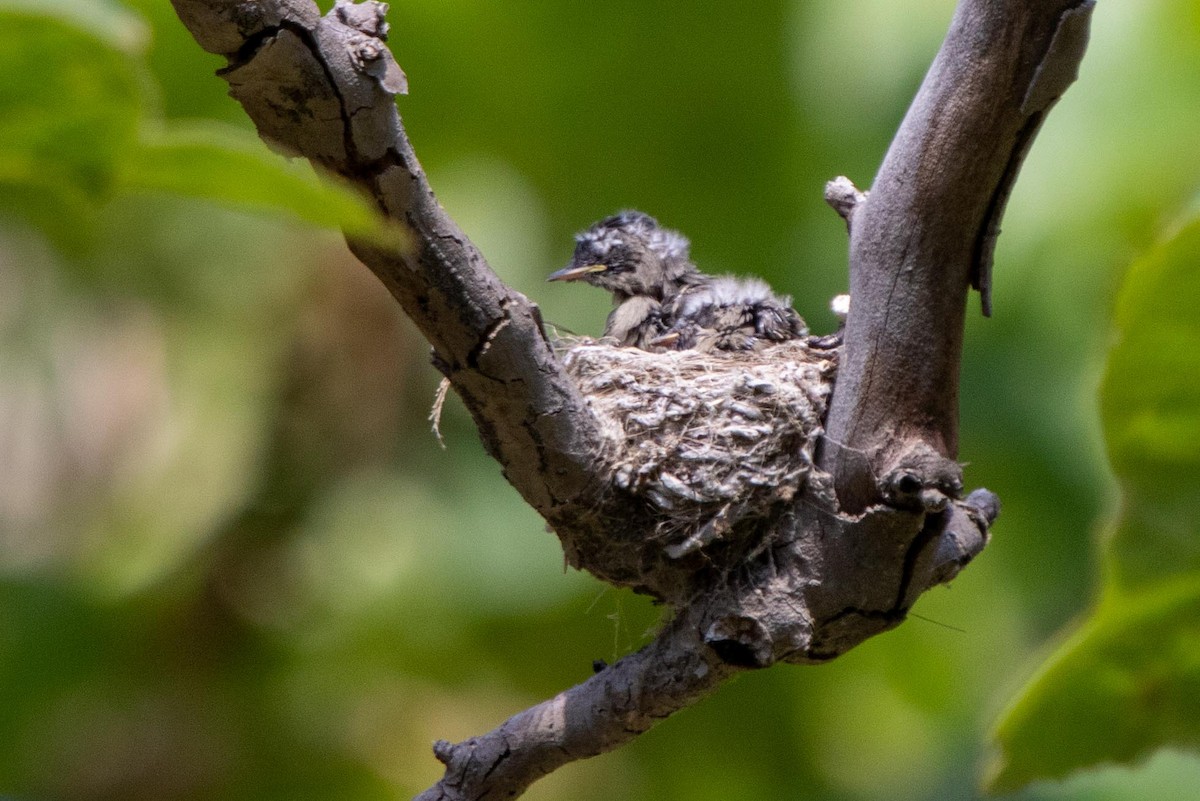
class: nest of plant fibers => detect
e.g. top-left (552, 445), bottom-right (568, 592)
top-left (560, 338), bottom-right (837, 563)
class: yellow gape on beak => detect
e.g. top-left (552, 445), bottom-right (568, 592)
top-left (546, 263), bottom-right (607, 282)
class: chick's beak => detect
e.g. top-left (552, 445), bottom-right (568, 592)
top-left (546, 263), bottom-right (607, 282)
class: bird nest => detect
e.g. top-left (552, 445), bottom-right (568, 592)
top-left (559, 338), bottom-right (838, 560)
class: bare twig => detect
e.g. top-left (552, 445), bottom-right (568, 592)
top-left (824, 176), bottom-right (867, 230)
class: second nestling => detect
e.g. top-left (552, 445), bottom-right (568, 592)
top-left (547, 211), bottom-right (809, 352)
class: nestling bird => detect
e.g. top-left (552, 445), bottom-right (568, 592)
top-left (547, 211), bottom-right (807, 352)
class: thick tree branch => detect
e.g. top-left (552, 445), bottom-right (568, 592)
top-left (821, 0), bottom-right (1094, 512)
top-left (171, 0), bottom-right (608, 527)
top-left (169, 1), bottom-right (1091, 798)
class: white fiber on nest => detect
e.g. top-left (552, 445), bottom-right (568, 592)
top-left (560, 338), bottom-right (837, 558)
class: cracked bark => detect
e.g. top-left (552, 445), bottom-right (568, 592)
top-left (170, 1), bottom-right (1093, 798)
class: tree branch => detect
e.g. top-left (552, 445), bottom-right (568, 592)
top-left (171, 0), bottom-right (609, 528)
top-left (820, 0), bottom-right (1094, 512)
top-left (169, 1), bottom-right (1092, 798)
top-left (416, 605), bottom-right (738, 801)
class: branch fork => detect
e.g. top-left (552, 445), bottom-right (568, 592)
top-left (170, 1), bottom-right (1093, 797)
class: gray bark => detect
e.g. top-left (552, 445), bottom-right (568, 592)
top-left (821, 0), bottom-right (1096, 512)
top-left (170, 1), bottom-right (1093, 798)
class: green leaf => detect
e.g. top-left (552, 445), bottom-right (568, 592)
top-left (0, 9), bottom-right (143, 251)
top-left (0, 0), bottom-right (148, 53)
top-left (1, 3), bottom-right (386, 251)
top-left (1102, 218), bottom-right (1200, 590)
top-left (120, 124), bottom-right (382, 237)
top-left (987, 578), bottom-right (1200, 793)
top-left (988, 215), bottom-right (1200, 791)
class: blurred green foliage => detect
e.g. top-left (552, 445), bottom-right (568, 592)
top-left (0, 1), bottom-right (1198, 800)
top-left (0, 0), bottom-right (377, 255)
top-left (990, 215), bottom-right (1200, 791)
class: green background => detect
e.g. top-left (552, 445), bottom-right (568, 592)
top-left (1, 1), bottom-right (1199, 799)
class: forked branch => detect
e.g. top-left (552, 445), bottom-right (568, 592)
top-left (170, 1), bottom-right (1092, 798)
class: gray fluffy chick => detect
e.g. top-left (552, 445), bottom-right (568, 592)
top-left (548, 211), bottom-right (806, 352)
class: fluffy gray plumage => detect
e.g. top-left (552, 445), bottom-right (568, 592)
top-left (548, 211), bottom-right (806, 352)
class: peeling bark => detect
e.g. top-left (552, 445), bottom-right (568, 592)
top-left (169, 1), bottom-right (1092, 798)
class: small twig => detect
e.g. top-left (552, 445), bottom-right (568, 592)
top-left (823, 176), bottom-right (867, 231)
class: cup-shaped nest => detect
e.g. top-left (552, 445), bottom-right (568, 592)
top-left (560, 338), bottom-right (837, 570)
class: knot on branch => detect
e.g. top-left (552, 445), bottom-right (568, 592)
top-left (337, 0), bottom-right (408, 94)
top-left (333, 0), bottom-right (387, 37)
top-left (824, 176), bottom-right (868, 231)
top-left (704, 615), bottom-right (775, 668)
top-left (879, 441), bottom-right (964, 513)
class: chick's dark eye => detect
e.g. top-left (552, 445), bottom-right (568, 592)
top-left (603, 245), bottom-right (634, 272)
